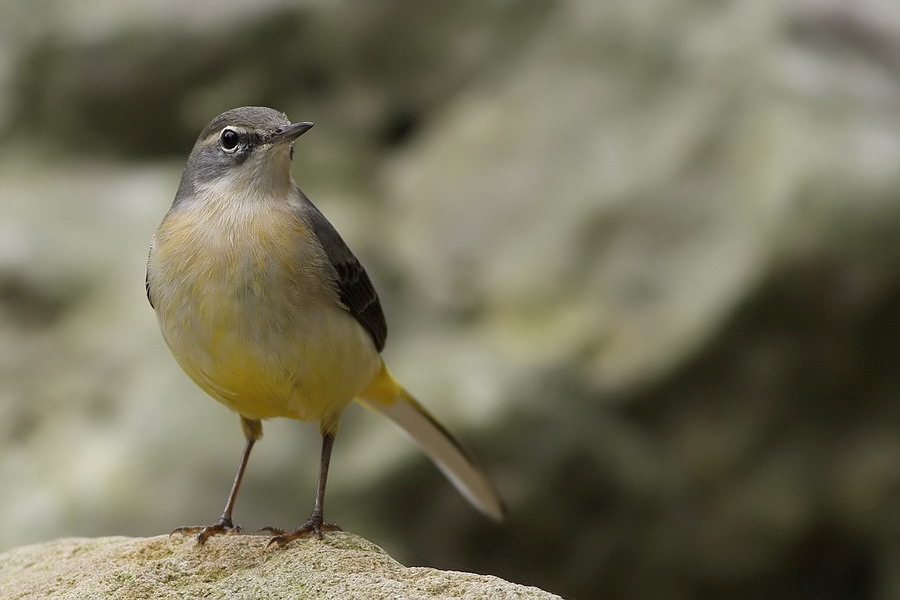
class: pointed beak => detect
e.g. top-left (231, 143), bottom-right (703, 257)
top-left (268, 121), bottom-right (314, 145)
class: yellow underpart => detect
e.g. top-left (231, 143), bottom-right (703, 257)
top-left (147, 184), bottom-right (380, 432)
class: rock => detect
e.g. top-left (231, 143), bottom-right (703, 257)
top-left (0, 533), bottom-right (561, 600)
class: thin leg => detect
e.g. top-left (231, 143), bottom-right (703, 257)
top-left (172, 417), bottom-right (261, 544)
top-left (265, 431), bottom-right (342, 546)
top-left (310, 430), bottom-right (334, 526)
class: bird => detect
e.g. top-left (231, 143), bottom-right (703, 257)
top-left (145, 106), bottom-right (505, 546)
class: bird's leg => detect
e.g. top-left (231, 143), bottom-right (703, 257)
top-left (172, 417), bottom-right (261, 544)
top-left (265, 430), bottom-right (341, 546)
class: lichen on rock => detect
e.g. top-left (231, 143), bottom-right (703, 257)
top-left (0, 533), bottom-right (561, 600)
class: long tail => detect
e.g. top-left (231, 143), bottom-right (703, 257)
top-left (357, 363), bottom-right (506, 521)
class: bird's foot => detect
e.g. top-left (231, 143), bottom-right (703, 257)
top-left (171, 517), bottom-right (242, 544)
top-left (262, 514), bottom-right (341, 547)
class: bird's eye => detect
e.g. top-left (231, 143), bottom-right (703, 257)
top-left (220, 128), bottom-right (240, 151)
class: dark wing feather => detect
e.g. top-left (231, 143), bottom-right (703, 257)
top-left (301, 193), bottom-right (387, 352)
top-left (145, 265), bottom-right (155, 309)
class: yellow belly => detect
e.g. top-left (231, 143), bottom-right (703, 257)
top-left (163, 296), bottom-right (379, 425)
top-left (148, 200), bottom-right (380, 428)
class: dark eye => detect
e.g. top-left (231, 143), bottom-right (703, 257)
top-left (220, 128), bottom-right (240, 151)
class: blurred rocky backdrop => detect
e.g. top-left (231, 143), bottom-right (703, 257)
top-left (3, 1), bottom-right (900, 599)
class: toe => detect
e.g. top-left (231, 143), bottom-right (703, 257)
top-left (171, 519), bottom-right (242, 544)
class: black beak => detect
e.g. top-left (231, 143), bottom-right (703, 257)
top-left (268, 121), bottom-right (314, 145)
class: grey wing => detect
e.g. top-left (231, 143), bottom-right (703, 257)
top-left (301, 193), bottom-right (387, 352)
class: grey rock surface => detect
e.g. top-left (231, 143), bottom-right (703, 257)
top-left (0, 533), bottom-right (560, 599)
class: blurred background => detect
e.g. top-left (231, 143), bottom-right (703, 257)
top-left (2, 1), bottom-right (900, 598)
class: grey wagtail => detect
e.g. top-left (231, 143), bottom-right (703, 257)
top-left (146, 106), bottom-right (505, 545)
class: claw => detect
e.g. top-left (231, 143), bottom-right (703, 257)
top-left (264, 517), bottom-right (341, 547)
top-left (258, 526), bottom-right (287, 536)
top-left (170, 518), bottom-right (242, 544)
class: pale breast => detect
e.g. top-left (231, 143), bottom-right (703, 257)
top-left (147, 197), bottom-right (380, 424)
